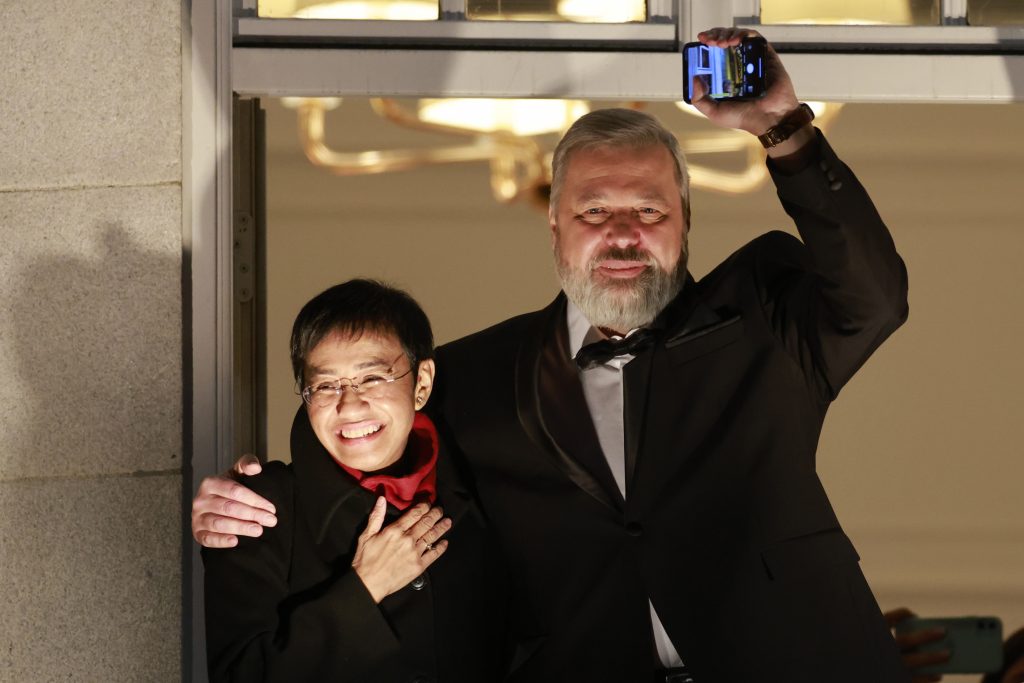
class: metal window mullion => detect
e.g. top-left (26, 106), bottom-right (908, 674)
top-left (232, 99), bottom-right (264, 463)
top-left (686, 0), bottom-right (738, 42)
top-left (233, 47), bottom-right (683, 98)
top-left (750, 24), bottom-right (1024, 51)
top-left (439, 0), bottom-right (467, 21)
top-left (232, 45), bottom-right (1024, 102)
top-left (732, 0), bottom-right (760, 25)
top-left (190, 1), bottom-right (236, 681)
top-left (647, 0), bottom-right (676, 24)
top-left (233, 17), bottom-right (676, 50)
top-left (942, 0), bottom-right (968, 26)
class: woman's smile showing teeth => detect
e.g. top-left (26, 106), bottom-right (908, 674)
top-left (339, 423), bottom-right (383, 440)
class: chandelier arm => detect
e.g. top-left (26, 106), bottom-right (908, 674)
top-left (298, 101), bottom-right (499, 175)
top-left (486, 135), bottom-right (549, 203)
top-left (371, 97), bottom-right (484, 138)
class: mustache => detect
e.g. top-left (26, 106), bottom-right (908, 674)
top-left (590, 247), bottom-right (654, 268)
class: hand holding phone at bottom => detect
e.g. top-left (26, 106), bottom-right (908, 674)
top-left (886, 607), bottom-right (950, 683)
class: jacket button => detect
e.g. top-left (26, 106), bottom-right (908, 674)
top-left (412, 677), bottom-right (432, 683)
top-left (829, 180), bottom-right (843, 191)
top-left (410, 575), bottom-right (426, 590)
top-left (625, 522), bottom-right (643, 537)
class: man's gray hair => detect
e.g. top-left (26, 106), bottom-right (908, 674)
top-left (549, 108), bottom-right (690, 220)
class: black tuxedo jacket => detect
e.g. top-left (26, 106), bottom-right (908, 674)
top-left (435, 133), bottom-right (911, 683)
top-left (202, 411), bottom-right (504, 682)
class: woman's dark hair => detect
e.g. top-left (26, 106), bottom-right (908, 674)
top-left (289, 279), bottom-right (434, 388)
top-left (981, 626), bottom-right (1024, 683)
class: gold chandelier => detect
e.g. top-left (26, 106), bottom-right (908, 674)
top-left (270, 0), bottom-right (843, 208)
top-left (281, 97), bottom-right (842, 208)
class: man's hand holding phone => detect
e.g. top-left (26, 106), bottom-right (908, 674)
top-left (687, 27), bottom-right (814, 157)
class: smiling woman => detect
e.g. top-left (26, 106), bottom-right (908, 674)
top-left (201, 279), bottom-right (503, 682)
top-left (299, 336), bottom-right (431, 475)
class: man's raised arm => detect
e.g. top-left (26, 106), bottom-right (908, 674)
top-left (694, 26), bottom-right (908, 399)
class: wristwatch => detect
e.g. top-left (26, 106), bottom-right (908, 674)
top-left (757, 103), bottom-right (815, 149)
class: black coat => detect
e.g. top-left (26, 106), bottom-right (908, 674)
top-left (203, 410), bottom-right (504, 682)
top-left (434, 133), bottom-right (911, 683)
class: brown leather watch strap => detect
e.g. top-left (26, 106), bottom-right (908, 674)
top-left (758, 103), bottom-right (815, 149)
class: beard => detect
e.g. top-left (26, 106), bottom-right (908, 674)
top-left (555, 239), bottom-right (688, 333)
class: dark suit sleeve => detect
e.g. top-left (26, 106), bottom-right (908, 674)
top-left (202, 463), bottom-right (401, 682)
top-left (759, 130), bottom-right (909, 400)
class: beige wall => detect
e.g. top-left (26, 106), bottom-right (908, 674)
top-left (265, 98), bottom-right (1024, 677)
top-left (0, 2), bottom-right (182, 679)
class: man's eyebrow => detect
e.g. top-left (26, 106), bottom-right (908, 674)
top-left (637, 194), bottom-right (670, 203)
top-left (576, 191), bottom-right (608, 204)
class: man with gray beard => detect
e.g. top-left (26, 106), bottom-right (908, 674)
top-left (192, 28), bottom-right (910, 683)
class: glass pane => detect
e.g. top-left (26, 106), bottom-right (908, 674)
top-left (968, 0), bottom-right (1024, 25)
top-left (761, 0), bottom-right (940, 25)
top-left (258, 0), bottom-right (439, 20)
top-left (467, 0), bottom-right (646, 22)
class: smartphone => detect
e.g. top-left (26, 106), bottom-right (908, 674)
top-left (682, 37), bottom-right (767, 104)
top-left (894, 616), bottom-right (1003, 674)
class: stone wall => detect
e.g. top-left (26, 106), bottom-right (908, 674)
top-left (0, 1), bottom-right (183, 679)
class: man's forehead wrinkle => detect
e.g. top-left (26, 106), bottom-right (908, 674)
top-left (569, 166), bottom-right (674, 194)
top-left (573, 186), bottom-right (671, 206)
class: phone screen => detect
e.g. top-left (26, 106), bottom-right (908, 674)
top-left (682, 38), bottom-right (767, 103)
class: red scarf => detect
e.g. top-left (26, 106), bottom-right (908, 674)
top-left (338, 412), bottom-right (438, 510)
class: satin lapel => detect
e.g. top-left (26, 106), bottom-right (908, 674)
top-left (515, 295), bottom-right (622, 511)
top-left (624, 278), bottom-right (728, 491)
top-left (433, 442), bottom-right (474, 527)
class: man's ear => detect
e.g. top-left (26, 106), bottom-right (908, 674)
top-left (413, 359), bottom-right (436, 410)
top-left (549, 209), bottom-right (558, 250)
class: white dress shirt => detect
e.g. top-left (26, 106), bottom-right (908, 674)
top-left (566, 300), bottom-right (684, 668)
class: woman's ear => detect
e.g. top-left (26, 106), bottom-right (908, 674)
top-left (413, 359), bottom-right (435, 410)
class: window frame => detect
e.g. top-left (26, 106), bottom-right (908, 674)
top-left (187, 0), bottom-right (1024, 679)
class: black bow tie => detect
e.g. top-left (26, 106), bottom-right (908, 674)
top-left (574, 328), bottom-right (656, 369)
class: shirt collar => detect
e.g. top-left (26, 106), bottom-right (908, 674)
top-left (566, 297), bottom-right (643, 361)
top-left (566, 298), bottom-right (598, 359)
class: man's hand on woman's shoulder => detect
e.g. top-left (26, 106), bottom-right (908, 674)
top-left (192, 454), bottom-right (278, 548)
